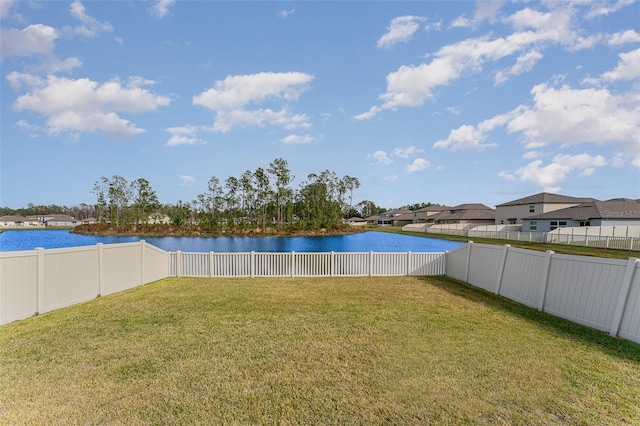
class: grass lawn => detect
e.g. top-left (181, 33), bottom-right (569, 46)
top-left (1, 276), bottom-right (639, 424)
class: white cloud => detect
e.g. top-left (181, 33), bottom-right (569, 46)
top-left (377, 15), bottom-right (425, 49)
top-left (69, 0), bottom-right (113, 38)
top-left (523, 150), bottom-right (544, 159)
top-left (494, 50), bottom-right (543, 85)
top-left (433, 124), bottom-right (498, 151)
top-left (281, 134), bottom-right (315, 144)
top-left (356, 5), bottom-right (584, 120)
top-left (405, 158), bottom-right (431, 173)
top-left (277, 8), bottom-right (295, 19)
top-left (151, 0), bottom-right (175, 19)
top-left (393, 146), bottom-right (423, 158)
top-left (507, 84), bottom-right (640, 148)
top-left (499, 153), bottom-right (607, 192)
top-left (601, 48), bottom-right (640, 81)
top-left (193, 72), bottom-right (313, 132)
top-left (371, 150), bottom-right (393, 165)
top-left (179, 175), bottom-right (195, 186)
top-left (165, 126), bottom-right (206, 146)
top-left (0, 24), bottom-right (58, 60)
top-left (608, 29), bottom-right (640, 46)
top-left (10, 73), bottom-right (170, 138)
top-left (384, 175), bottom-right (398, 182)
top-left (0, 0), bottom-right (13, 19)
top-left (451, 1), bottom-right (504, 28)
top-left (585, 0), bottom-right (636, 19)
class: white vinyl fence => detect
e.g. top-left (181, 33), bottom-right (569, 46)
top-left (446, 242), bottom-right (640, 344)
top-left (3, 240), bottom-right (640, 345)
top-left (170, 251), bottom-right (446, 278)
top-left (0, 241), bottom-right (169, 325)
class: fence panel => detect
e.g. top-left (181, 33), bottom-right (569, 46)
top-left (294, 252), bottom-right (331, 277)
top-left (178, 252), bottom-right (209, 277)
top-left (334, 252), bottom-right (370, 276)
top-left (43, 246), bottom-right (100, 312)
top-left (0, 250), bottom-right (38, 325)
top-left (499, 248), bottom-right (548, 308)
top-left (543, 254), bottom-right (628, 331)
top-left (467, 244), bottom-right (503, 292)
top-left (410, 253), bottom-right (445, 276)
top-left (144, 243), bottom-right (170, 283)
top-left (211, 253), bottom-right (251, 277)
top-left (618, 262), bottom-right (640, 343)
top-left (445, 245), bottom-right (469, 282)
top-left (102, 243), bottom-right (142, 295)
top-left (254, 253), bottom-right (291, 277)
top-left (371, 253), bottom-right (406, 276)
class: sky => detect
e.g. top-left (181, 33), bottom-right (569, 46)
top-left (1, 0), bottom-right (639, 211)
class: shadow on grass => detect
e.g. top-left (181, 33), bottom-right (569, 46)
top-left (417, 275), bottom-right (640, 364)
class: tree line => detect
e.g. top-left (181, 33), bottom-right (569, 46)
top-left (87, 158), bottom-right (387, 230)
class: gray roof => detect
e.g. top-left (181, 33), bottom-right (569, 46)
top-left (414, 205), bottom-right (452, 213)
top-left (497, 192), bottom-right (596, 207)
top-left (450, 203), bottom-right (493, 211)
top-left (525, 199), bottom-right (640, 221)
top-left (0, 215), bottom-right (30, 222)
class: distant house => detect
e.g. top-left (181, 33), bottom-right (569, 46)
top-left (43, 214), bottom-right (80, 227)
top-left (81, 217), bottom-right (98, 225)
top-left (345, 217), bottom-right (367, 227)
top-left (522, 199), bottom-right (640, 232)
top-left (432, 204), bottom-right (495, 225)
top-left (0, 215), bottom-right (31, 228)
top-left (495, 192), bottom-right (595, 225)
top-left (376, 209), bottom-right (414, 227)
top-left (412, 205), bottom-right (451, 224)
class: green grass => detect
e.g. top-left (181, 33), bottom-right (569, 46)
top-left (2, 276), bottom-right (639, 424)
top-left (374, 227), bottom-right (638, 260)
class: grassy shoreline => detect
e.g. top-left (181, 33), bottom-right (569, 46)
top-left (1, 275), bottom-right (638, 424)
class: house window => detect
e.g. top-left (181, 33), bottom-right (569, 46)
top-left (579, 221), bottom-right (590, 227)
top-left (529, 205), bottom-right (535, 213)
top-left (530, 220), bottom-right (537, 231)
top-left (550, 221), bottom-right (568, 231)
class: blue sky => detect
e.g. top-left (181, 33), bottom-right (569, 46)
top-left (1, 0), bottom-right (639, 210)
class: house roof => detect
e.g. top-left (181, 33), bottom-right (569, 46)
top-left (414, 205), bottom-right (452, 213)
top-left (496, 192), bottom-right (596, 207)
top-left (45, 214), bottom-right (77, 222)
top-left (450, 203), bottom-right (493, 211)
top-left (0, 215), bottom-right (30, 222)
top-left (436, 209), bottom-right (496, 221)
top-left (525, 199), bottom-right (640, 221)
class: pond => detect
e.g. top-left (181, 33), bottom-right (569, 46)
top-left (0, 229), bottom-right (464, 253)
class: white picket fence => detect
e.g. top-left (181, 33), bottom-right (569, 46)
top-left (1, 241), bottom-right (639, 344)
top-left (170, 250), bottom-right (445, 278)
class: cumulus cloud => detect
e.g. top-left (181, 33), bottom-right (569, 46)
top-left (0, 0), bottom-right (12, 19)
top-left (585, 0), bottom-right (636, 19)
top-left (165, 126), bottom-right (206, 146)
top-left (451, 1), bottom-right (504, 28)
top-left (494, 50), bottom-right (543, 85)
top-left (193, 72), bottom-right (313, 132)
top-left (377, 15), bottom-right (425, 49)
top-left (356, 4), bottom-right (600, 120)
top-left (405, 158), bottom-right (431, 173)
top-left (179, 175), bottom-right (195, 186)
top-left (393, 146), bottom-right (423, 158)
top-left (601, 48), bottom-right (640, 81)
top-left (499, 154), bottom-right (607, 192)
top-left (69, 0), bottom-right (113, 38)
top-left (608, 29), bottom-right (640, 46)
top-left (281, 134), bottom-right (315, 144)
top-left (151, 0), bottom-right (175, 19)
top-left (371, 150), bottom-right (393, 165)
top-left (9, 73), bottom-right (170, 138)
top-left (0, 24), bottom-right (58, 60)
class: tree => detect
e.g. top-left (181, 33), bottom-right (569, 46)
top-left (268, 158), bottom-right (294, 227)
top-left (341, 175), bottom-right (360, 217)
top-left (224, 176), bottom-right (240, 226)
top-left (92, 177), bottom-right (109, 223)
top-left (253, 167), bottom-right (271, 228)
top-left (130, 178), bottom-right (159, 224)
top-left (107, 175), bottom-right (131, 226)
top-left (240, 169), bottom-right (256, 225)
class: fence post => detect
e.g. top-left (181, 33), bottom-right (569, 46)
top-left (609, 258), bottom-right (639, 337)
top-left (209, 251), bottom-right (214, 277)
top-left (36, 248), bottom-right (45, 314)
top-left (140, 240), bottom-right (146, 285)
top-left (495, 244), bottom-right (510, 295)
top-left (291, 251), bottom-right (295, 278)
top-left (407, 251), bottom-right (412, 276)
top-left (464, 242), bottom-right (473, 283)
top-left (251, 251), bottom-right (255, 278)
top-left (538, 250), bottom-right (554, 311)
top-left (97, 243), bottom-right (104, 296)
top-left (176, 250), bottom-right (182, 277)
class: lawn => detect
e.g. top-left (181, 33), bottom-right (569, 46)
top-left (1, 276), bottom-right (639, 424)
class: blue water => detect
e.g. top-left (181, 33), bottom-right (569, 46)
top-left (0, 229), bottom-right (463, 253)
